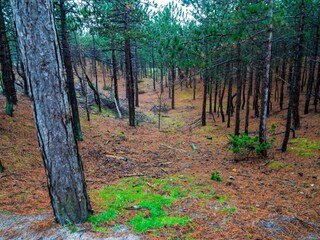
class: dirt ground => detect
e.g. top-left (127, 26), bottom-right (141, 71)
top-left (0, 73), bottom-right (319, 239)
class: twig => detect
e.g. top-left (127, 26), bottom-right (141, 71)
top-left (123, 173), bottom-right (144, 177)
top-left (160, 168), bottom-right (168, 174)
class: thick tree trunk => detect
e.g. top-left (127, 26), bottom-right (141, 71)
top-left (59, 0), bottom-right (83, 141)
top-left (0, 1), bottom-right (17, 116)
top-left (259, 0), bottom-right (273, 157)
top-left (11, 0), bottom-right (92, 224)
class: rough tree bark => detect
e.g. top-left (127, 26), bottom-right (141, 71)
top-left (11, 0), bottom-right (92, 224)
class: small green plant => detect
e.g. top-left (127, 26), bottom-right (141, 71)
top-left (229, 134), bottom-right (271, 159)
top-left (221, 207), bottom-right (236, 213)
top-left (70, 227), bottom-right (77, 233)
top-left (102, 85), bottom-right (111, 91)
top-left (211, 171), bottom-right (222, 182)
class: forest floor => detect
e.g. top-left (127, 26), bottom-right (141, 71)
top-left (0, 75), bottom-right (320, 240)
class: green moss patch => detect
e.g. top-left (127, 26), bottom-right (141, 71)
top-left (289, 138), bottom-right (320, 157)
top-left (89, 175), bottom-right (217, 233)
top-left (267, 161), bottom-right (285, 170)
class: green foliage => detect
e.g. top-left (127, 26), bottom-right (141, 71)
top-left (221, 207), bottom-right (236, 213)
top-left (211, 171), bottom-right (222, 182)
top-left (89, 175), bottom-right (217, 233)
top-left (102, 85), bottom-right (111, 91)
top-left (229, 134), bottom-right (271, 158)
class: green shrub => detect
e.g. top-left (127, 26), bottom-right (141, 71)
top-left (211, 171), bottom-right (222, 182)
top-left (228, 134), bottom-right (271, 158)
top-left (102, 85), bottom-right (111, 91)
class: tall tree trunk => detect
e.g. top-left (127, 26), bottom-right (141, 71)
top-left (193, 75), bottom-right (196, 100)
top-left (259, 0), bottom-right (273, 157)
top-left (279, 58), bottom-right (286, 111)
top-left (171, 66), bottom-right (175, 109)
top-left (92, 34), bottom-right (101, 112)
top-left (234, 42), bottom-right (242, 136)
top-left (152, 47), bottom-right (156, 91)
top-left (0, 1), bottom-right (17, 116)
top-left (292, 0), bottom-right (305, 129)
top-left (253, 70), bottom-right (261, 117)
top-left (227, 63), bottom-right (233, 128)
top-left (209, 76), bottom-right (213, 114)
top-left (201, 72), bottom-right (208, 126)
top-left (124, 10), bottom-right (135, 126)
top-left (214, 79), bottom-right (218, 113)
top-left (160, 64), bottom-right (164, 93)
top-left (111, 41), bottom-right (119, 106)
top-left (304, 23), bottom-right (319, 114)
top-left (101, 62), bottom-right (107, 89)
top-left (220, 66), bottom-right (228, 123)
top-left (59, 0), bottom-right (83, 141)
top-left (134, 43), bottom-right (139, 107)
top-left (245, 66), bottom-right (253, 134)
top-left (314, 62), bottom-right (320, 112)
top-left (11, 0), bottom-right (92, 224)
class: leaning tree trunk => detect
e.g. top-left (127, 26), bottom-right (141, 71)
top-left (0, 0), bottom-right (17, 116)
top-left (59, 0), bottom-right (83, 141)
top-left (11, 0), bottom-right (92, 224)
top-left (259, 0), bottom-right (273, 157)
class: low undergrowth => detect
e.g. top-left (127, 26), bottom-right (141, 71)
top-left (289, 137), bottom-right (320, 157)
top-left (89, 175), bottom-right (219, 234)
